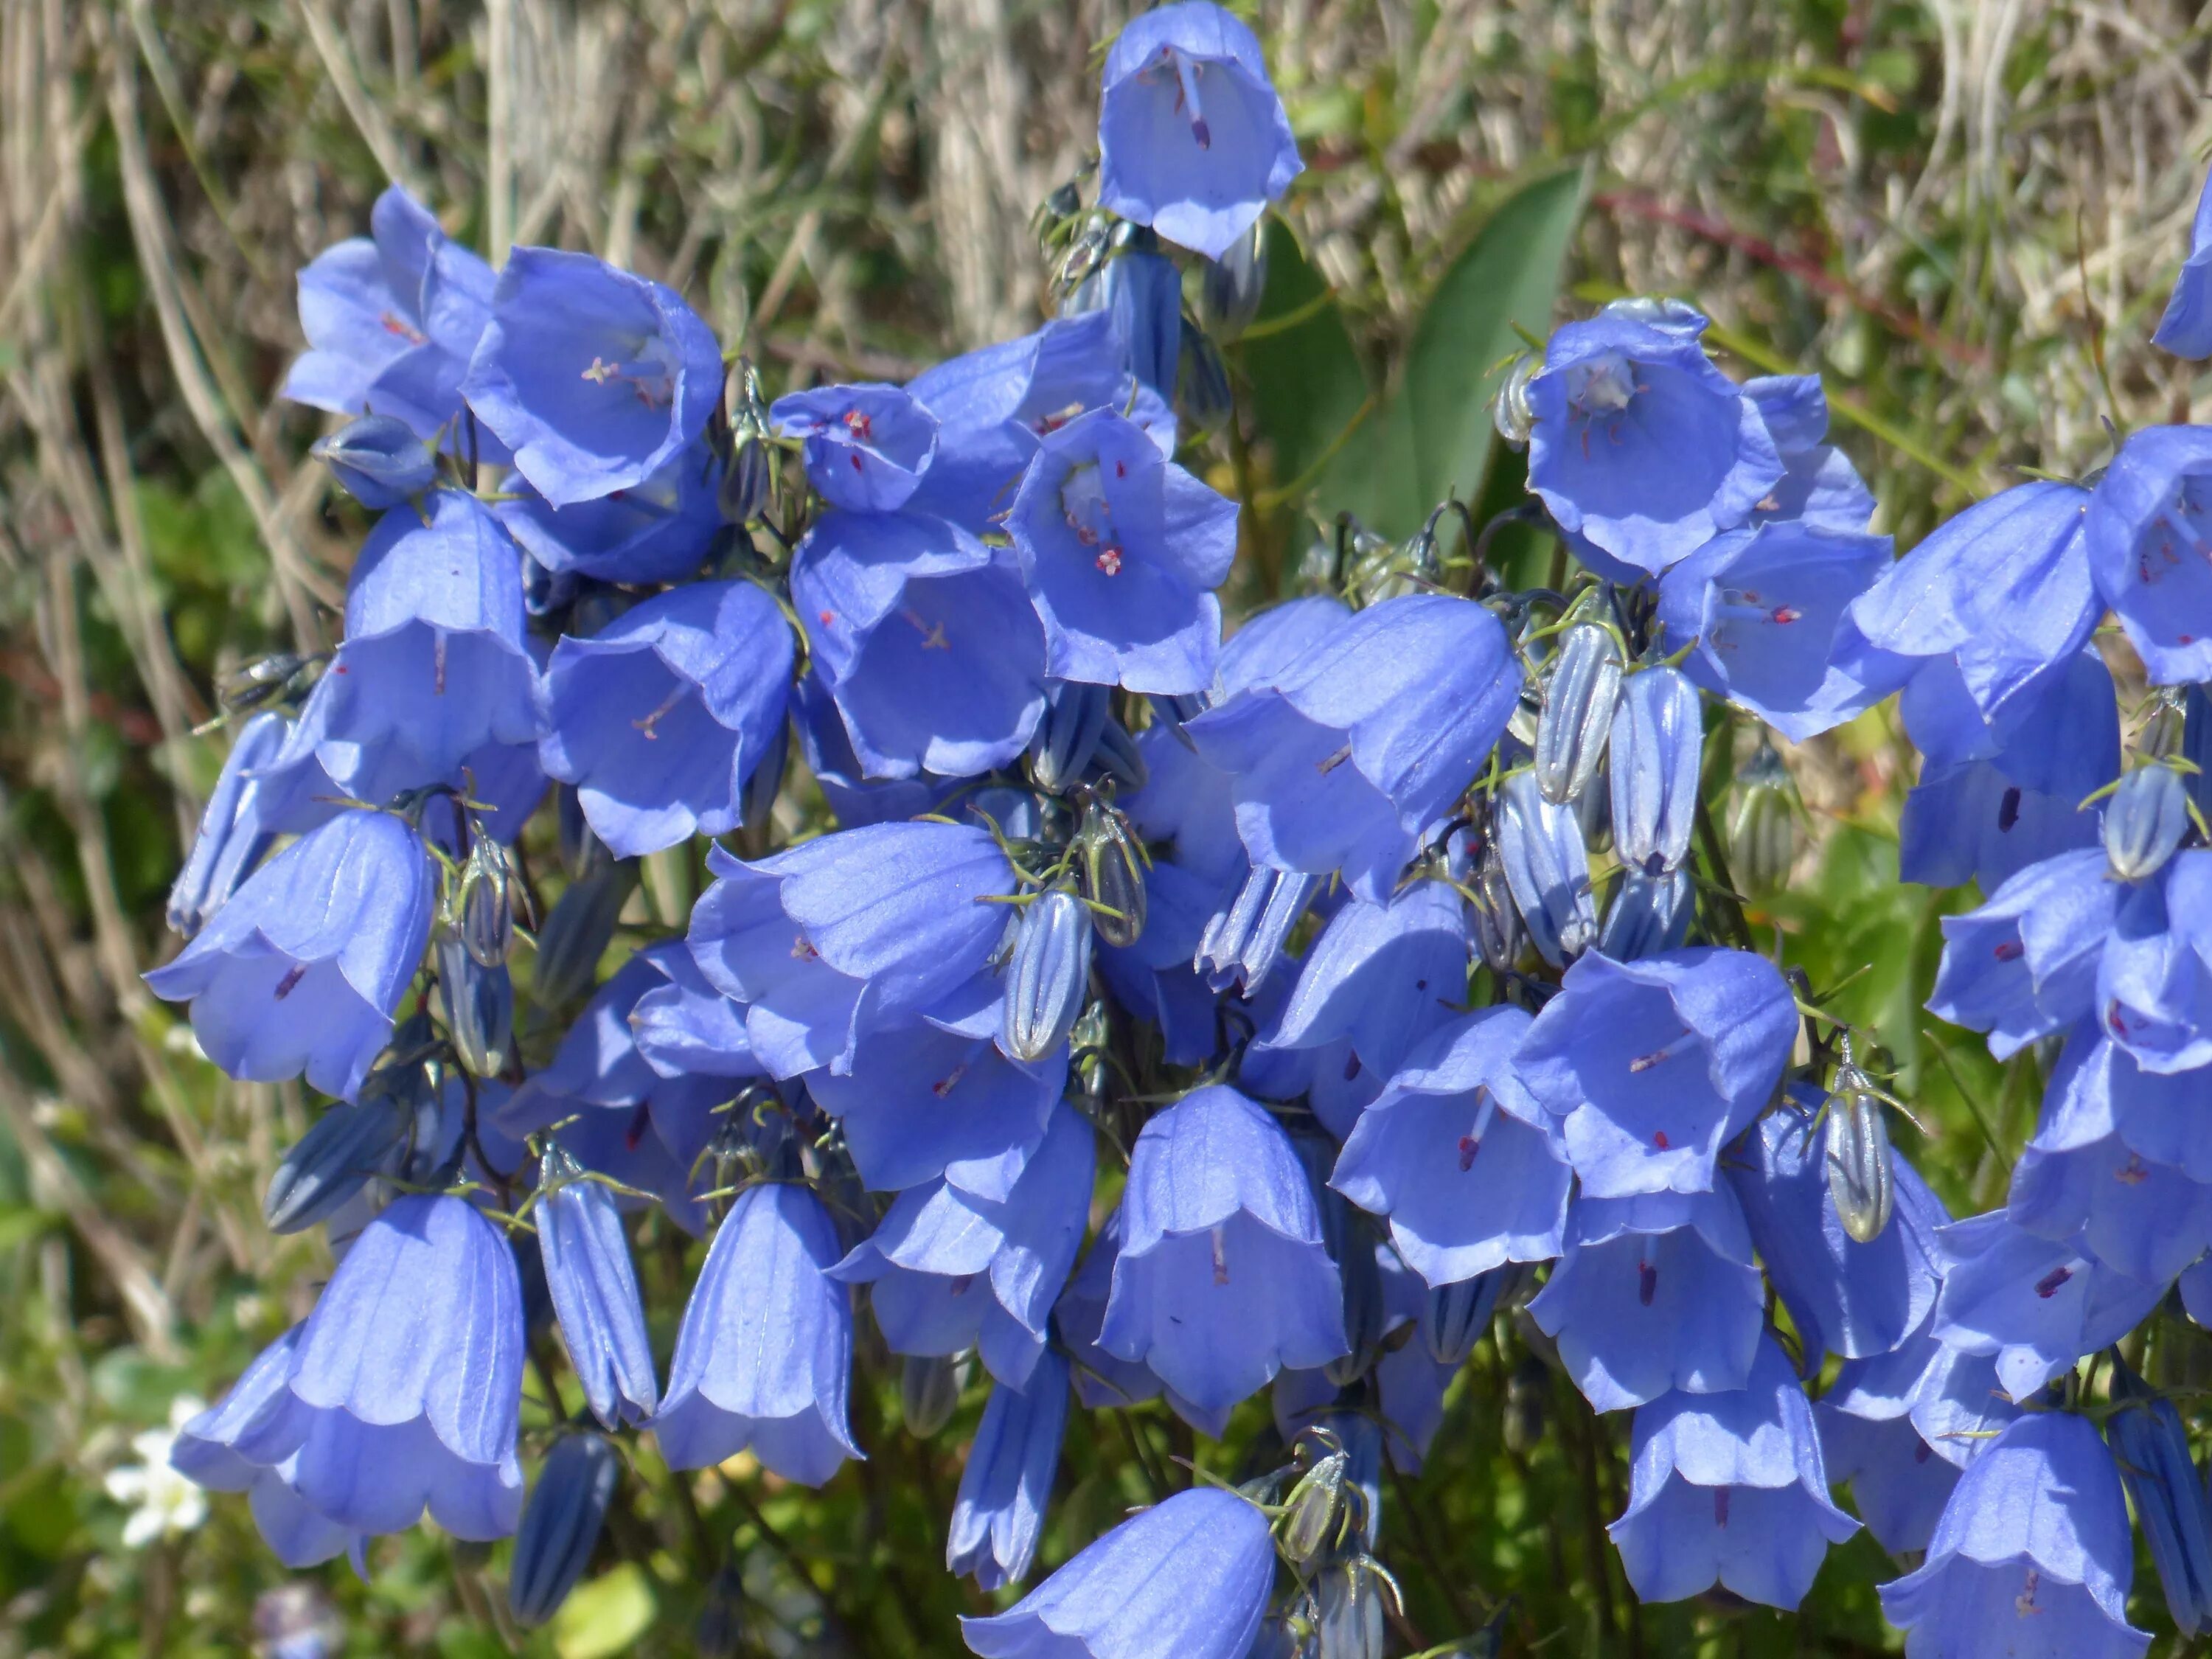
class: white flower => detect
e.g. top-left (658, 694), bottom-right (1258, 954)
top-left (103, 1397), bottom-right (209, 1548)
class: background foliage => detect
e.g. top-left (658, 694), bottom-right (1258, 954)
top-left (2, 1), bottom-right (2210, 1654)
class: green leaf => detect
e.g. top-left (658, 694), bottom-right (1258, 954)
top-left (552, 1562), bottom-right (658, 1659)
top-left (1237, 217), bottom-right (1371, 505)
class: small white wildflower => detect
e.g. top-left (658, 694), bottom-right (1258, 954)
top-left (102, 1397), bottom-right (209, 1548)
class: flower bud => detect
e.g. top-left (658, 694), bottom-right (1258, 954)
top-left (556, 784), bottom-right (612, 880)
top-left (1004, 889), bottom-right (1094, 1062)
top-left (454, 838), bottom-right (517, 968)
top-left (1092, 716), bottom-right (1148, 793)
top-left (2105, 763), bottom-right (2191, 883)
top-left (1823, 1063), bottom-right (1895, 1245)
top-left (1280, 1444), bottom-right (1354, 1568)
top-left (1313, 1557), bottom-right (1390, 1659)
top-left (1197, 864), bottom-right (1316, 992)
top-left (1178, 330), bottom-right (1234, 437)
top-left (2185, 683), bottom-right (2212, 827)
top-left (901, 1351), bottom-right (970, 1438)
top-left (1031, 681), bottom-right (1112, 794)
top-left (530, 860), bottom-right (634, 1008)
top-left (1497, 771), bottom-right (1595, 967)
top-left (1727, 743), bottom-right (1800, 894)
top-left (1596, 866), bottom-right (1694, 961)
top-left (218, 652), bottom-right (314, 715)
top-left (1197, 219), bottom-right (1269, 342)
top-left (1424, 1267), bottom-right (1509, 1367)
top-left (436, 933), bottom-right (513, 1078)
top-left (507, 1433), bottom-right (621, 1627)
top-left (1535, 622), bottom-right (1622, 805)
top-left (537, 1144), bottom-right (658, 1428)
top-left (1502, 1354), bottom-right (1548, 1455)
top-left (1492, 352), bottom-right (1539, 447)
top-left (1464, 827), bottom-right (1523, 975)
top-left (263, 1090), bottom-right (414, 1234)
top-left (692, 1562), bottom-right (749, 1659)
top-left (1076, 795), bottom-right (1147, 948)
top-left (310, 414), bottom-right (435, 509)
top-left (2108, 1360), bottom-right (2212, 1635)
top-left (720, 431), bottom-right (773, 526)
top-left (1609, 664), bottom-right (1703, 875)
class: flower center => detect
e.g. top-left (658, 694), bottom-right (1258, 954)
top-left (1566, 352), bottom-right (1638, 417)
top-left (1143, 46), bottom-right (1211, 149)
top-left (1061, 462), bottom-right (1126, 576)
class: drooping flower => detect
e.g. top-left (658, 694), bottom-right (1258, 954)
top-left (2106, 1360), bottom-right (2212, 1635)
top-left (1095, 2), bottom-right (1303, 262)
top-left (654, 1181), bottom-right (861, 1485)
top-left (493, 440), bottom-right (725, 585)
top-left (1879, 1412), bottom-right (2151, 1658)
top-left (1515, 945), bottom-right (1798, 1198)
top-left (1742, 374), bottom-right (1877, 532)
top-left (771, 382), bottom-right (942, 515)
top-left (1099, 1085), bottom-right (1348, 1413)
top-left (145, 809), bottom-right (434, 1102)
top-left (1007, 407), bottom-right (1238, 696)
top-left (462, 246), bottom-right (723, 507)
top-left (947, 1350), bottom-right (1071, 1591)
top-left (169, 1328), bottom-right (355, 1568)
top-left (282, 185), bottom-right (496, 446)
top-left (2084, 424), bottom-right (2212, 685)
top-left (539, 580), bottom-right (793, 858)
top-left (1608, 1336), bottom-right (1860, 1609)
top-left (1924, 847), bottom-right (2121, 1060)
top-left (1812, 1403), bottom-right (1960, 1558)
top-left (2032, 1020), bottom-right (2212, 1187)
top-left (1526, 307), bottom-right (1784, 576)
top-left (2156, 167), bottom-right (2212, 360)
top-left (960, 1485), bottom-right (1276, 1659)
top-left (167, 710), bottom-right (290, 939)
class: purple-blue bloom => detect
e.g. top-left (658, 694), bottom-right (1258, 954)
top-left (1926, 847), bottom-right (2119, 1060)
top-left (145, 809), bottom-right (434, 1101)
top-left (311, 413), bottom-right (437, 509)
top-left (2007, 1129), bottom-right (2212, 1285)
top-left (1880, 1411), bottom-right (2150, 1658)
top-left (947, 1350), bottom-right (1070, 1591)
top-left (1526, 307), bottom-right (1783, 575)
top-left (2107, 1363), bottom-right (2212, 1635)
top-left (1813, 1404), bottom-right (1960, 1558)
top-left (960, 1485), bottom-right (1275, 1659)
top-left (2032, 1020), bottom-right (2212, 1186)
top-left (1742, 374), bottom-right (1877, 532)
top-left (167, 710), bottom-right (289, 939)
top-left (1065, 243), bottom-right (1183, 397)
top-left (1095, 2), bottom-right (1302, 262)
top-left (493, 441), bottom-right (724, 584)
top-left (1609, 1336), bottom-right (1859, 1608)
top-left (2084, 424), bottom-right (2212, 684)
top-left (772, 383), bottom-right (942, 514)
top-left (2156, 167), bottom-right (2212, 359)
top-left (462, 246), bottom-right (722, 507)
top-left (539, 580), bottom-right (793, 858)
top-left (1007, 407), bottom-right (1237, 696)
top-left (654, 1181), bottom-right (861, 1485)
top-left (170, 1327), bottom-right (356, 1568)
top-left (1516, 945), bottom-right (1798, 1198)
top-left (1099, 1085), bottom-right (1349, 1413)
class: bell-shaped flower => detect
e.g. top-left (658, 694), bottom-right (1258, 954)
top-left (1186, 593), bottom-right (1521, 902)
top-left (1609, 1336), bottom-right (1860, 1609)
top-left (832, 1103), bottom-right (1093, 1388)
top-left (296, 490), bottom-right (541, 799)
top-left (1094, 2), bottom-right (1301, 262)
top-left (1726, 1099), bottom-right (1947, 1368)
top-left (2085, 424), bottom-right (2212, 684)
top-left (1055, 1208), bottom-right (1175, 1415)
top-left (961, 1485), bottom-right (1276, 1659)
top-left (1848, 479), bottom-right (2096, 726)
top-left (2156, 167), bottom-right (2212, 359)
top-left (1516, 945), bottom-right (1798, 1198)
top-left (687, 820), bottom-right (1017, 1077)
top-left (654, 1181), bottom-right (861, 1485)
top-left (1926, 848), bottom-right (2118, 1059)
top-left (1609, 664), bottom-right (1703, 877)
top-left (540, 580), bottom-right (793, 858)
top-left (282, 184), bottom-right (495, 445)
top-left (1927, 1210), bottom-right (2165, 1402)
top-left (1528, 1186), bottom-right (1765, 1412)
top-left (167, 710), bottom-right (289, 938)
top-left (1879, 1412), bottom-right (2150, 1658)
top-left (462, 246), bottom-right (723, 507)
top-left (2034, 1020), bottom-right (2212, 1186)
top-left (145, 809), bottom-right (434, 1101)
top-left (1007, 407), bottom-right (1237, 695)
top-left (947, 1349), bottom-right (1070, 1591)
top-left (1813, 1402), bottom-right (1961, 1557)
top-left (2008, 1132), bottom-right (2212, 1285)
top-left (1099, 1085), bottom-right (1349, 1413)
top-left (254, 1194), bottom-right (526, 1539)
top-left (1526, 307), bottom-right (1783, 576)
top-left (790, 669), bottom-right (957, 828)
top-left (1655, 520), bottom-right (1910, 741)
top-left (534, 1146), bottom-right (658, 1429)
top-left (771, 382), bottom-right (941, 514)
top-left (630, 940), bottom-right (759, 1081)
top-left (1845, 1324), bottom-right (2025, 1473)
top-left (2094, 859), bottom-right (2212, 1074)
top-left (793, 509), bottom-right (1048, 779)
top-left (1330, 1006), bottom-right (1569, 1285)
top-left (1742, 375), bottom-right (1877, 532)
top-left (170, 1326), bottom-right (355, 1568)
top-left (493, 440), bottom-right (723, 584)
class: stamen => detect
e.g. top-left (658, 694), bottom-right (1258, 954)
top-left (2033, 1265), bottom-right (2072, 1299)
top-left (581, 356), bottom-right (619, 384)
top-left (1211, 1224), bottom-right (1230, 1286)
top-left (632, 684), bottom-right (688, 741)
top-left (932, 1062), bottom-right (969, 1099)
top-left (433, 632), bottom-right (448, 696)
top-left (273, 962), bottom-right (307, 1001)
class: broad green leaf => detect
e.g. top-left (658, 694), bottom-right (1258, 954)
top-left (553, 1562), bottom-right (657, 1659)
top-left (1237, 218), bottom-right (1370, 505)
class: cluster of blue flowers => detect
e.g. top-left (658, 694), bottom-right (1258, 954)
top-left (145, 3), bottom-right (2212, 1654)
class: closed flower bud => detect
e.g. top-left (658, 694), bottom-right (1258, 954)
top-left (507, 1433), bottom-right (620, 1627)
top-left (1609, 664), bottom-right (1703, 876)
top-left (2185, 683), bottom-right (2212, 827)
top-left (720, 431), bottom-right (772, 526)
top-left (1424, 1268), bottom-right (1509, 1367)
top-left (1197, 864), bottom-right (1317, 993)
top-left (1076, 795), bottom-right (1147, 948)
top-left (2107, 1360), bottom-right (2212, 1635)
top-left (455, 838), bottom-right (516, 969)
top-left (1535, 622), bottom-right (1623, 804)
top-left (1597, 866), bottom-right (1694, 961)
top-left (1178, 330), bottom-right (1234, 437)
top-left (1465, 826), bottom-right (1523, 974)
top-left (436, 933), bottom-right (513, 1079)
top-left (692, 1562), bottom-right (748, 1659)
top-left (1313, 1557), bottom-right (1390, 1659)
top-left (902, 1352), bottom-right (970, 1439)
top-left (1502, 1354), bottom-right (1548, 1455)
top-left (2104, 763), bottom-right (2191, 882)
top-left (310, 413), bottom-right (436, 509)
top-left (1004, 890), bottom-right (1094, 1063)
top-left (263, 1091), bottom-right (414, 1234)
top-left (536, 1144), bottom-right (658, 1429)
top-left (1823, 1062), bottom-right (1895, 1245)
top-left (530, 861), bottom-right (635, 1009)
top-left (1727, 743), bottom-right (1800, 894)
top-left (1280, 1444), bottom-right (1353, 1568)
top-left (1492, 352), bottom-right (1539, 446)
top-left (1031, 681), bottom-right (1112, 794)
top-left (1198, 219), bottom-right (1269, 342)
top-left (1497, 772), bottom-right (1595, 967)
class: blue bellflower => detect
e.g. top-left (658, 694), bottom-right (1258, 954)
top-left (947, 1350), bottom-right (1071, 1591)
top-left (1065, 243), bottom-right (1182, 398)
top-left (1527, 308), bottom-right (1784, 575)
top-left (540, 580), bottom-right (793, 858)
top-left (1610, 1336), bottom-right (1860, 1609)
top-left (1099, 1085), bottom-right (1349, 1413)
top-left (167, 710), bottom-right (289, 939)
top-left (2155, 166), bottom-right (2212, 359)
top-left (1095, 3), bottom-right (1303, 262)
top-left (2084, 425), bottom-right (2212, 684)
top-left (1007, 407), bottom-right (1238, 696)
top-left (1813, 1403), bottom-right (1961, 1557)
top-left (1516, 945), bottom-right (1798, 1198)
top-left (282, 185), bottom-right (496, 447)
top-left (145, 810), bottom-right (434, 1101)
top-left (772, 383), bottom-right (942, 514)
top-left (493, 441), bottom-right (724, 585)
top-left (655, 1181), bottom-right (862, 1485)
top-left (311, 414), bottom-right (437, 509)
top-left (2033, 1020), bottom-right (2212, 1187)
top-left (1880, 1412), bottom-right (2151, 1658)
top-left (170, 1327), bottom-right (355, 1568)
top-left (961, 1486), bottom-right (1276, 1659)
top-left (462, 247), bottom-right (723, 507)
top-left (1742, 374), bottom-right (1877, 532)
